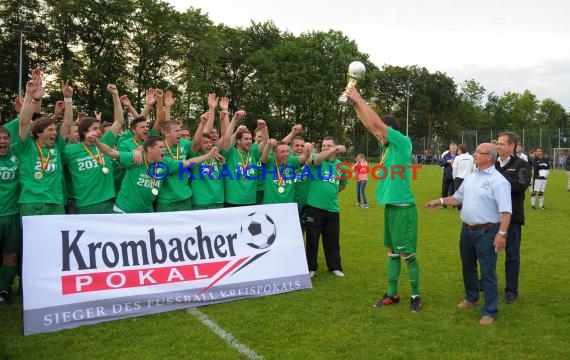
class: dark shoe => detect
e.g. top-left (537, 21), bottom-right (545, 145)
top-left (410, 296), bottom-right (422, 312)
top-left (373, 293), bottom-right (400, 308)
top-left (531, 205), bottom-right (536, 209)
top-left (0, 291), bottom-right (13, 305)
top-left (504, 293), bottom-right (517, 304)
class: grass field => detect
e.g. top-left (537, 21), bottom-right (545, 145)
top-left (1, 166), bottom-right (569, 359)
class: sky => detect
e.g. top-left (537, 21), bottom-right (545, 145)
top-left (168, 0), bottom-right (570, 109)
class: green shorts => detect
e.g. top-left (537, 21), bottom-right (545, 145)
top-left (0, 214), bottom-right (23, 253)
top-left (192, 203), bottom-right (224, 210)
top-left (20, 203), bottom-right (65, 217)
top-left (76, 199), bottom-right (115, 214)
top-left (384, 204), bottom-right (418, 254)
top-left (156, 198), bottom-right (193, 212)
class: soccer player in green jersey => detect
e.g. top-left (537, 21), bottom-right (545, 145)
top-left (346, 87), bottom-right (422, 312)
top-left (189, 113), bottom-right (226, 210)
top-left (17, 72), bottom-right (74, 217)
top-left (0, 128), bottom-right (20, 304)
top-left (63, 84), bottom-right (125, 214)
top-left (261, 139), bottom-right (312, 204)
top-left (219, 111), bottom-right (268, 207)
top-left (305, 137), bottom-right (348, 278)
top-left (156, 120), bottom-right (194, 212)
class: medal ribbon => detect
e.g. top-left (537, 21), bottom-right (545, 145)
top-left (165, 140), bottom-right (180, 160)
top-left (275, 162), bottom-right (284, 186)
top-left (35, 141), bottom-right (51, 173)
top-left (143, 154), bottom-right (158, 189)
top-left (82, 143), bottom-right (105, 166)
top-left (237, 150), bottom-right (250, 178)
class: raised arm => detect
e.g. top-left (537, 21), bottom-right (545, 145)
top-left (346, 87), bottom-right (388, 140)
top-left (220, 110), bottom-right (246, 152)
top-left (30, 67), bottom-right (44, 115)
top-left (191, 112), bottom-right (209, 154)
top-left (140, 88), bottom-right (156, 118)
top-left (256, 119), bottom-right (269, 154)
top-left (59, 80), bottom-right (74, 140)
top-left (50, 100), bottom-right (65, 122)
top-left (120, 95), bottom-right (139, 118)
top-left (218, 96), bottom-right (229, 136)
top-left (164, 90), bottom-right (175, 123)
top-left (205, 93), bottom-right (218, 133)
top-left (153, 88), bottom-right (165, 133)
top-left (262, 138), bottom-right (276, 165)
top-left (19, 74), bottom-right (41, 141)
top-left (107, 84), bottom-right (125, 136)
top-left (281, 124), bottom-right (303, 144)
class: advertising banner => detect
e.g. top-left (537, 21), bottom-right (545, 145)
top-left (23, 203), bottom-right (311, 335)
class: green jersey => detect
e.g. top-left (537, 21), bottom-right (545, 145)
top-left (157, 139), bottom-right (193, 204)
top-left (0, 145), bottom-right (20, 216)
top-left (262, 154), bottom-right (299, 204)
top-left (17, 134), bottom-right (65, 205)
top-left (2, 118), bottom-right (20, 144)
top-left (63, 131), bottom-right (118, 207)
top-left (221, 144), bottom-right (261, 205)
top-left (114, 152), bottom-right (173, 213)
top-left (375, 127), bottom-right (416, 205)
top-left (188, 150), bottom-right (225, 206)
top-left (306, 159), bottom-right (347, 212)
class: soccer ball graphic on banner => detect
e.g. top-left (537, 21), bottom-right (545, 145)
top-left (240, 212), bottom-right (277, 249)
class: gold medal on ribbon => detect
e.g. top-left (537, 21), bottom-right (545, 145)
top-left (278, 186), bottom-right (285, 193)
top-left (35, 141), bottom-right (51, 180)
top-left (151, 187), bottom-right (159, 196)
top-left (83, 143), bottom-right (107, 174)
top-left (237, 150), bottom-right (250, 180)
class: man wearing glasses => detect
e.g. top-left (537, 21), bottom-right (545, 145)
top-left (425, 143), bottom-right (512, 326)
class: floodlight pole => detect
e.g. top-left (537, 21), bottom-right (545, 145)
top-left (406, 82), bottom-right (410, 136)
top-left (12, 25), bottom-right (32, 96)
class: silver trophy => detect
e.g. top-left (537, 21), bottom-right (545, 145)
top-left (338, 61), bottom-right (366, 105)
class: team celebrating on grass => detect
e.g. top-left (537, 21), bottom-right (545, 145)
top-left (0, 67), bottom-right (545, 327)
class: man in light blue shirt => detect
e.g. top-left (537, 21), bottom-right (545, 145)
top-left (425, 142), bottom-right (511, 327)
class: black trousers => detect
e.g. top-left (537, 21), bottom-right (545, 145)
top-left (305, 205), bottom-right (342, 272)
top-left (453, 178), bottom-right (464, 210)
top-left (441, 175), bottom-right (455, 198)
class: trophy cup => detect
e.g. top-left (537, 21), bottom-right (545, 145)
top-left (338, 61), bottom-right (366, 105)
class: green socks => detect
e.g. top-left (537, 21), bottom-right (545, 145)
top-left (387, 254), bottom-right (401, 297)
top-left (0, 265), bottom-right (17, 292)
top-left (404, 254), bottom-right (420, 296)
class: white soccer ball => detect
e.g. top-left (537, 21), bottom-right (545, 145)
top-left (240, 212), bottom-right (277, 249)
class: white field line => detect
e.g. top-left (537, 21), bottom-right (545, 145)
top-left (187, 308), bottom-right (264, 360)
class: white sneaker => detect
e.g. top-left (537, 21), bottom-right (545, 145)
top-left (309, 271), bottom-right (316, 278)
top-left (355, 203), bottom-right (361, 206)
top-left (331, 270), bottom-right (345, 277)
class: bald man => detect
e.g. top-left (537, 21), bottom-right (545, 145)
top-left (425, 143), bottom-right (512, 327)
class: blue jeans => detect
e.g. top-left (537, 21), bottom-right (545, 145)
top-left (505, 223), bottom-right (522, 297)
top-left (356, 181), bottom-right (368, 204)
top-left (460, 224), bottom-right (499, 317)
